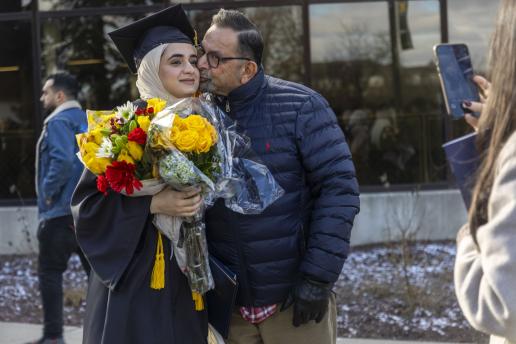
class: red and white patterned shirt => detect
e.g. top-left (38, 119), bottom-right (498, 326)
top-left (239, 304), bottom-right (278, 324)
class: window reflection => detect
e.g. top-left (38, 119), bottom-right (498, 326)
top-left (448, 0), bottom-right (500, 139)
top-left (0, 0), bottom-right (32, 12)
top-left (398, 0), bottom-right (445, 184)
top-left (0, 21), bottom-right (35, 199)
top-left (39, 0), bottom-right (157, 11)
top-left (39, 0), bottom-right (258, 10)
top-left (310, 2), bottom-right (395, 186)
top-left (41, 15), bottom-right (142, 110)
top-left (448, 0), bottom-right (500, 74)
top-left (191, 6), bottom-right (304, 83)
top-left (243, 6), bottom-right (304, 82)
top-left (311, 1), bottom-right (444, 187)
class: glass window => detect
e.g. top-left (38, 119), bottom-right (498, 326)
top-left (190, 6), bottom-right (304, 83)
top-left (41, 15), bottom-right (143, 110)
top-left (0, 0), bottom-right (32, 12)
top-left (448, 0), bottom-right (501, 138)
top-left (39, 0), bottom-right (259, 11)
top-left (310, 2), bottom-right (394, 186)
top-left (397, 0), bottom-right (445, 185)
top-left (39, 0), bottom-right (157, 11)
top-left (448, 0), bottom-right (500, 74)
top-left (0, 21), bottom-right (35, 200)
top-left (243, 6), bottom-right (304, 83)
top-left (310, 1), bottom-right (445, 187)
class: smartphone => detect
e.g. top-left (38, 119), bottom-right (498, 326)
top-left (433, 43), bottom-right (480, 119)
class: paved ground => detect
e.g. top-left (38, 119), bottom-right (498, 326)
top-left (0, 321), bottom-right (472, 344)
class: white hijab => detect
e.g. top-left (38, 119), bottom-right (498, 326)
top-left (136, 44), bottom-right (179, 105)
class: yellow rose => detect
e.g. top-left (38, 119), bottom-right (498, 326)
top-left (137, 115), bottom-right (151, 132)
top-left (202, 123), bottom-right (218, 142)
top-left (126, 141), bottom-right (143, 161)
top-left (173, 116), bottom-right (188, 131)
top-left (174, 130), bottom-right (199, 152)
top-left (170, 125), bottom-right (180, 142)
top-left (117, 149), bottom-right (135, 165)
top-left (147, 98), bottom-right (167, 114)
top-left (195, 131), bottom-right (213, 154)
top-left (185, 115), bottom-right (206, 131)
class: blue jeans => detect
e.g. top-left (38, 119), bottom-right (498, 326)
top-left (37, 215), bottom-right (90, 338)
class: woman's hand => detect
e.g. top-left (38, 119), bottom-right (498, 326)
top-left (462, 75), bottom-right (491, 131)
top-left (150, 186), bottom-right (202, 217)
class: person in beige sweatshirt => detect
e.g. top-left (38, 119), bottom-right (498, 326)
top-left (454, 1), bottom-right (516, 344)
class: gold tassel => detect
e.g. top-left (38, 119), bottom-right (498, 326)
top-left (150, 231), bottom-right (165, 290)
top-left (192, 291), bottom-right (204, 311)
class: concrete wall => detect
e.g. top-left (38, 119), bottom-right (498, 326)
top-left (0, 189), bottom-right (468, 254)
top-left (350, 189), bottom-right (467, 246)
top-left (0, 206), bottom-right (39, 255)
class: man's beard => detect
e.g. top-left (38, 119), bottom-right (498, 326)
top-left (43, 104), bottom-right (56, 115)
top-left (199, 78), bottom-right (214, 93)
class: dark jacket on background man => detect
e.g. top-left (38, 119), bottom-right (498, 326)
top-left (205, 68), bottom-right (360, 307)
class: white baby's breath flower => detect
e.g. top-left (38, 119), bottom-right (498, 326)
top-left (96, 137), bottom-right (114, 158)
top-left (115, 101), bottom-right (137, 123)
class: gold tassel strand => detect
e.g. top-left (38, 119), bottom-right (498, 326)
top-left (150, 231), bottom-right (165, 290)
top-left (192, 291), bottom-right (204, 311)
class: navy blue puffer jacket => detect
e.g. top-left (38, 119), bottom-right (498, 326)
top-left (205, 69), bottom-right (360, 307)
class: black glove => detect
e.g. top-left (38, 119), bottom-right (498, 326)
top-left (280, 277), bottom-right (332, 327)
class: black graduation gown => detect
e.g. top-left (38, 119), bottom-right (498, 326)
top-left (71, 170), bottom-right (208, 344)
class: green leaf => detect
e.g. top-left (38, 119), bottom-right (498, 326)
top-left (128, 120), bottom-right (137, 133)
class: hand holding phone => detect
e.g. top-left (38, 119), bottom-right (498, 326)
top-left (434, 43), bottom-right (481, 119)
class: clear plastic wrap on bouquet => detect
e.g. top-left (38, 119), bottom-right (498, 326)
top-left (146, 96), bottom-right (284, 295)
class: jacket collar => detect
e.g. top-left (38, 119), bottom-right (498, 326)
top-left (219, 68), bottom-right (266, 115)
top-left (43, 100), bottom-right (82, 125)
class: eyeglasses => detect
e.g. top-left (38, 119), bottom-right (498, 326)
top-left (197, 47), bottom-right (252, 69)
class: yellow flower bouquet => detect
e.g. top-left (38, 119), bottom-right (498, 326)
top-left (76, 98), bottom-right (167, 195)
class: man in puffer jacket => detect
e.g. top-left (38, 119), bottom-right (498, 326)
top-left (199, 9), bottom-right (360, 344)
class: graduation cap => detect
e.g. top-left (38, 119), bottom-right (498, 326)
top-left (108, 4), bottom-right (197, 74)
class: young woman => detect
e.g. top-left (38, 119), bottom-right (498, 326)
top-left (71, 6), bottom-right (208, 344)
top-left (454, 1), bottom-right (516, 343)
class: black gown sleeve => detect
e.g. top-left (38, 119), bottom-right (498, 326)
top-left (71, 169), bottom-right (153, 290)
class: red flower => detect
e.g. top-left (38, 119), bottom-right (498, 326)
top-left (147, 107), bottom-right (154, 114)
top-left (127, 127), bottom-right (147, 145)
top-left (105, 161), bottom-right (142, 195)
top-left (135, 107), bottom-right (145, 116)
top-left (96, 175), bottom-right (109, 196)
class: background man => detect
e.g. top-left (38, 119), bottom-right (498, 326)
top-left (200, 9), bottom-right (360, 343)
top-left (33, 72), bottom-right (90, 344)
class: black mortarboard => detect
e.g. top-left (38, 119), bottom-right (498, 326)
top-left (108, 4), bottom-right (196, 74)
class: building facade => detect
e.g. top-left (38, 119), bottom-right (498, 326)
top-left (0, 0), bottom-right (501, 205)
